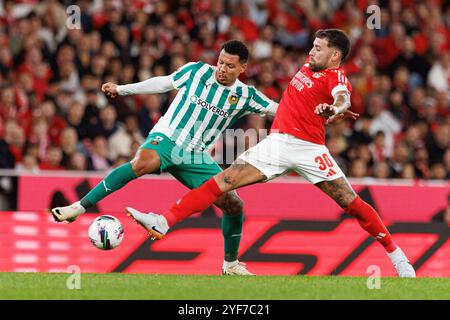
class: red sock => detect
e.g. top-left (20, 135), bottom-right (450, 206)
top-left (345, 196), bottom-right (397, 253)
top-left (163, 178), bottom-right (224, 227)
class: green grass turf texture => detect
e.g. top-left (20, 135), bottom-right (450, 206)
top-left (0, 273), bottom-right (448, 300)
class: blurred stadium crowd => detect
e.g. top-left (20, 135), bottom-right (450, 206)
top-left (0, 0), bottom-right (449, 180)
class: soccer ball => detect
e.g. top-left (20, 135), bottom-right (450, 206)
top-left (88, 215), bottom-right (124, 250)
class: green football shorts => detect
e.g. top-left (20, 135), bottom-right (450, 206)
top-left (140, 132), bottom-right (222, 189)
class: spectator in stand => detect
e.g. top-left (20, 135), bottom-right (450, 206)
top-left (427, 124), bottom-right (450, 165)
top-left (367, 93), bottom-right (402, 157)
top-left (401, 163), bottom-right (416, 179)
top-left (389, 36), bottom-right (430, 86)
top-left (348, 158), bottom-right (368, 178)
top-left (0, 119), bottom-right (20, 169)
top-left (60, 127), bottom-right (82, 168)
top-left (0, 0), bottom-right (447, 180)
top-left (427, 51), bottom-right (450, 100)
top-left (369, 131), bottom-right (390, 163)
top-left (40, 100), bottom-right (66, 146)
top-left (389, 142), bottom-right (412, 178)
top-left (444, 148), bottom-right (450, 178)
top-left (414, 147), bottom-right (430, 179)
top-left (87, 135), bottom-right (112, 171)
top-left (66, 100), bottom-right (89, 140)
top-left (67, 151), bottom-right (88, 171)
top-left (39, 145), bottom-right (64, 171)
top-left (109, 113), bottom-right (144, 160)
top-left (373, 162), bottom-right (392, 179)
top-left (89, 104), bottom-right (119, 139)
top-left (16, 153), bottom-right (40, 173)
top-left (430, 163), bottom-right (447, 180)
top-left (138, 95), bottom-right (162, 138)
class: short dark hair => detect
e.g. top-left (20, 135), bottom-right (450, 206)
top-left (315, 29), bottom-right (351, 61)
top-left (221, 40), bottom-right (249, 63)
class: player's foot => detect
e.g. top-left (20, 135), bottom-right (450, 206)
top-left (387, 247), bottom-right (416, 278)
top-left (125, 207), bottom-right (169, 240)
top-left (51, 201), bottom-right (85, 223)
top-left (222, 261), bottom-right (255, 276)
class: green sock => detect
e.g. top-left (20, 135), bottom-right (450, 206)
top-left (221, 212), bottom-right (244, 262)
top-left (80, 162), bottom-right (137, 208)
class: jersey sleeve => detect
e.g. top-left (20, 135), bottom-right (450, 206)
top-left (170, 62), bottom-right (200, 89)
top-left (328, 69), bottom-right (352, 99)
top-left (246, 87), bottom-right (278, 116)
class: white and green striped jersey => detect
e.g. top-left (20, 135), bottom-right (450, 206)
top-left (151, 61), bottom-right (277, 152)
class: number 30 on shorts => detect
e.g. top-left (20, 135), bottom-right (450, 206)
top-left (314, 154), bottom-right (334, 171)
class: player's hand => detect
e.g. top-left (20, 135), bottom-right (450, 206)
top-left (315, 103), bottom-right (337, 118)
top-left (101, 82), bottom-right (119, 98)
top-left (325, 110), bottom-right (360, 125)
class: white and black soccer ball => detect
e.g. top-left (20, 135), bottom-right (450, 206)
top-left (88, 215), bottom-right (124, 250)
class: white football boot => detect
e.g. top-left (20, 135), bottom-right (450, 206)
top-left (222, 261), bottom-right (255, 276)
top-left (125, 207), bottom-right (169, 240)
top-left (387, 247), bottom-right (416, 278)
top-left (51, 201), bottom-right (85, 223)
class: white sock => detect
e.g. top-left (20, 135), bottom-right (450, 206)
top-left (72, 201), bottom-right (86, 214)
top-left (387, 247), bottom-right (408, 264)
top-left (223, 260), bottom-right (238, 269)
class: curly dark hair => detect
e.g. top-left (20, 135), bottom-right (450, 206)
top-left (221, 40), bottom-right (249, 63)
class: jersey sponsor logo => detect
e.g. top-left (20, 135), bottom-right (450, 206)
top-left (290, 70), bottom-right (314, 92)
top-left (190, 95), bottom-right (230, 118)
top-left (294, 71), bottom-right (314, 88)
top-left (150, 135), bottom-right (163, 145)
top-left (228, 94), bottom-right (239, 106)
top-left (201, 80), bottom-right (211, 88)
top-left (312, 72), bottom-right (326, 78)
top-left (326, 169), bottom-right (337, 177)
top-left (102, 181), bottom-right (112, 193)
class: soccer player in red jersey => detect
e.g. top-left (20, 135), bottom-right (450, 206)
top-left (127, 29), bottom-right (416, 277)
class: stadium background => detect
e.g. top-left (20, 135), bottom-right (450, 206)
top-left (0, 0), bottom-right (448, 277)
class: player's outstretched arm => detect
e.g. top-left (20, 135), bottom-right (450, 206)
top-left (102, 76), bottom-right (176, 98)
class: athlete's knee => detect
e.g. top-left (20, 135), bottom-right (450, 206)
top-left (216, 192), bottom-right (244, 216)
top-left (130, 150), bottom-right (160, 176)
top-left (216, 167), bottom-right (244, 192)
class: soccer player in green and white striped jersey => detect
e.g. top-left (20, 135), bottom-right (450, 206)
top-left (51, 40), bottom-right (277, 275)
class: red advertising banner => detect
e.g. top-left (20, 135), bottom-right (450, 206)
top-left (0, 211), bottom-right (448, 277)
top-left (17, 174), bottom-right (449, 222)
top-left (6, 174), bottom-right (448, 276)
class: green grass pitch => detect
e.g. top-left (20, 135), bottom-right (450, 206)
top-left (0, 273), bottom-right (448, 300)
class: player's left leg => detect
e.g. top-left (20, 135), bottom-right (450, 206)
top-left (315, 177), bottom-right (416, 278)
top-left (290, 138), bottom-right (415, 277)
top-left (315, 177), bottom-right (397, 251)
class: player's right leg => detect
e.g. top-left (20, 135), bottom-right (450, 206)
top-left (131, 133), bottom-right (290, 238)
top-left (125, 159), bottom-right (266, 240)
top-left (51, 146), bottom-right (162, 223)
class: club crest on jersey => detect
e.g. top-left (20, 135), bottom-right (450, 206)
top-left (313, 72), bottom-right (326, 78)
top-left (228, 94), bottom-right (239, 106)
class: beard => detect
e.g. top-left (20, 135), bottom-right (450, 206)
top-left (309, 62), bottom-right (326, 72)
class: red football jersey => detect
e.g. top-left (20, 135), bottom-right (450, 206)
top-left (271, 58), bottom-right (352, 145)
